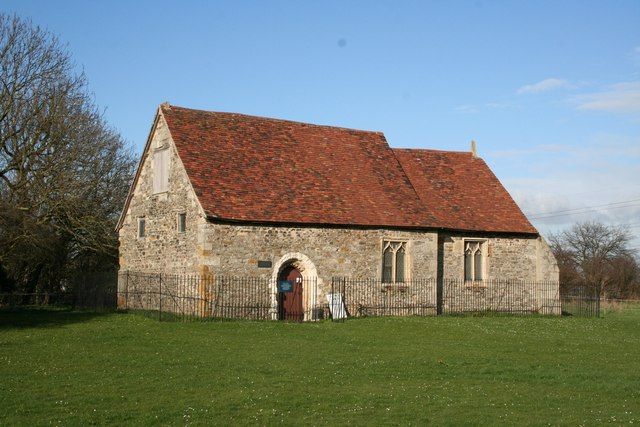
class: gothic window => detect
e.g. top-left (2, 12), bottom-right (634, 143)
top-left (382, 241), bottom-right (407, 283)
top-left (396, 245), bottom-right (405, 282)
top-left (383, 246), bottom-right (393, 283)
top-left (464, 241), bottom-right (484, 281)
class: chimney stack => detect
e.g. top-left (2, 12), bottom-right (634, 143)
top-left (470, 140), bottom-right (477, 158)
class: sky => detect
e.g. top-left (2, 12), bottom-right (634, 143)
top-left (4, 0), bottom-right (640, 248)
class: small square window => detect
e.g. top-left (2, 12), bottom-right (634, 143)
top-left (137, 217), bottom-right (146, 238)
top-left (177, 213), bottom-right (186, 233)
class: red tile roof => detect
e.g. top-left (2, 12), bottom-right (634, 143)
top-left (160, 104), bottom-right (536, 234)
top-left (393, 149), bottom-right (537, 234)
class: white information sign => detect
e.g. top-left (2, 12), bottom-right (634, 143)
top-left (327, 293), bottom-right (347, 319)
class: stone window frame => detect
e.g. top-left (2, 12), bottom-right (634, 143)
top-left (177, 212), bottom-right (186, 233)
top-left (381, 239), bottom-right (410, 283)
top-left (137, 217), bottom-right (146, 239)
top-left (152, 146), bottom-right (170, 195)
top-left (154, 132), bottom-right (168, 150)
top-left (463, 238), bottom-right (487, 284)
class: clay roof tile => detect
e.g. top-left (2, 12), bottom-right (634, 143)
top-left (161, 104), bottom-right (536, 234)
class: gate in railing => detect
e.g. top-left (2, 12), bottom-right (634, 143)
top-left (560, 284), bottom-right (600, 317)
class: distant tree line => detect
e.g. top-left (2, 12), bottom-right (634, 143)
top-left (0, 14), bottom-right (135, 296)
top-left (550, 221), bottom-right (640, 299)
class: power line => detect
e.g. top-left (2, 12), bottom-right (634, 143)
top-left (527, 197), bottom-right (640, 217)
top-left (527, 198), bottom-right (640, 219)
top-left (524, 185), bottom-right (640, 201)
top-left (529, 203), bottom-right (640, 220)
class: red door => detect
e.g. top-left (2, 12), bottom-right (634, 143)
top-left (278, 266), bottom-right (303, 321)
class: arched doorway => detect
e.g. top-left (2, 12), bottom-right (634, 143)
top-left (277, 264), bottom-right (304, 321)
top-left (271, 252), bottom-right (319, 321)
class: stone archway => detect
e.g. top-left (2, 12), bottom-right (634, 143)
top-left (271, 252), bottom-right (319, 321)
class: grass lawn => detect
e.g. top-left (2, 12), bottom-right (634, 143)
top-left (1, 308), bottom-right (639, 425)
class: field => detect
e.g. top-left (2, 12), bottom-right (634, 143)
top-left (1, 308), bottom-right (639, 425)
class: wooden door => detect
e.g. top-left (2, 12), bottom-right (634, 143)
top-left (278, 266), bottom-right (303, 321)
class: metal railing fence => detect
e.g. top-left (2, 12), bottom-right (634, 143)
top-left (1, 271), bottom-right (601, 320)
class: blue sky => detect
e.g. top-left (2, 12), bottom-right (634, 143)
top-left (4, 0), bottom-right (640, 246)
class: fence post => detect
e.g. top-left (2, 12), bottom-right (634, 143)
top-left (437, 278), bottom-right (443, 315)
top-left (158, 273), bottom-right (162, 321)
top-left (125, 270), bottom-right (130, 310)
top-left (340, 277), bottom-right (347, 322)
top-left (330, 277), bottom-right (335, 322)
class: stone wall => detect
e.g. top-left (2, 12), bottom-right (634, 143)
top-left (439, 231), bottom-right (558, 281)
top-left (118, 112), bottom-right (205, 275)
top-left (338, 279), bottom-right (438, 317)
top-left (196, 222), bottom-right (439, 318)
top-left (117, 110), bottom-right (559, 316)
top-left (119, 272), bottom-right (272, 319)
top-left (439, 231), bottom-right (560, 314)
top-left (536, 237), bottom-right (559, 281)
top-left (198, 222), bottom-right (438, 280)
top-left (441, 279), bottom-right (556, 314)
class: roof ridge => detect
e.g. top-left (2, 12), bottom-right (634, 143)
top-left (393, 147), bottom-right (473, 155)
top-left (163, 103), bottom-right (385, 135)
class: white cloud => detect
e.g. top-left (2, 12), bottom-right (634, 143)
top-left (517, 78), bottom-right (570, 95)
top-left (484, 102), bottom-right (514, 109)
top-left (487, 134), bottom-right (640, 246)
top-left (454, 102), bottom-right (516, 114)
top-left (454, 105), bottom-right (479, 114)
top-left (575, 81), bottom-right (640, 114)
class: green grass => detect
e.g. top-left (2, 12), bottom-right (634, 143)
top-left (1, 308), bottom-right (639, 425)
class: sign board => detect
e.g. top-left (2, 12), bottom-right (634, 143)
top-left (327, 293), bottom-right (347, 319)
top-left (277, 280), bottom-right (293, 293)
top-left (257, 260), bottom-right (272, 268)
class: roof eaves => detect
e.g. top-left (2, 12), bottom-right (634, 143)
top-left (204, 214), bottom-right (539, 236)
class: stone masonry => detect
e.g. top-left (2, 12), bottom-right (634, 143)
top-left (117, 108), bottom-right (560, 317)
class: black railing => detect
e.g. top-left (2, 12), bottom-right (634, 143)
top-left (440, 279), bottom-right (562, 316)
top-left (118, 272), bottom-right (601, 321)
top-left (119, 271), bottom-right (324, 322)
top-left (560, 284), bottom-right (600, 317)
top-left (329, 278), bottom-right (437, 319)
top-left (2, 271), bottom-right (599, 319)
top-left (330, 278), bottom-right (566, 320)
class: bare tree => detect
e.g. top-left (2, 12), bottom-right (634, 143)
top-left (605, 252), bottom-right (639, 299)
top-left (549, 221), bottom-right (638, 298)
top-left (0, 14), bottom-right (135, 294)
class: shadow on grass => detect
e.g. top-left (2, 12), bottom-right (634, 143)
top-left (121, 308), bottom-right (288, 323)
top-left (0, 306), bottom-right (115, 329)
